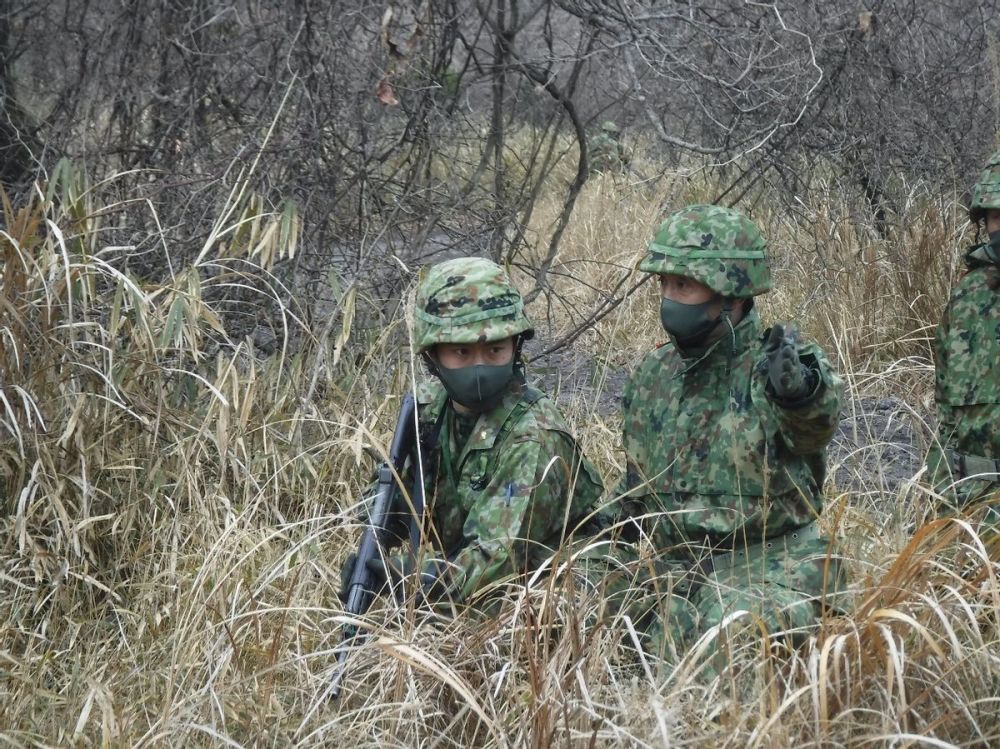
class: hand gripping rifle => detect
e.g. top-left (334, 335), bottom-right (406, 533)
top-left (331, 392), bottom-right (424, 699)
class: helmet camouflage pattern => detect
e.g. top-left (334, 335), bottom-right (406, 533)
top-left (601, 121), bottom-right (620, 134)
top-left (639, 204), bottom-right (772, 298)
top-left (413, 257), bottom-right (534, 353)
top-left (969, 149), bottom-right (1000, 222)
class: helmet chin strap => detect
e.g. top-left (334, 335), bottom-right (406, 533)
top-left (674, 296), bottom-right (735, 361)
top-left (720, 298), bottom-right (737, 350)
top-left (512, 335), bottom-right (527, 380)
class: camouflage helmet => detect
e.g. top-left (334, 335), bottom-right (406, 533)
top-left (969, 150), bottom-right (1000, 222)
top-left (600, 121), bottom-right (620, 135)
top-left (413, 257), bottom-right (534, 353)
top-left (639, 204), bottom-right (772, 298)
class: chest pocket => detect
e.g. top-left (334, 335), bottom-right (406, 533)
top-left (639, 360), bottom-right (810, 499)
top-left (427, 455), bottom-right (479, 553)
top-left (425, 390), bottom-right (542, 553)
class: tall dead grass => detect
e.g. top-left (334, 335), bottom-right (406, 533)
top-left (0, 156), bottom-right (997, 748)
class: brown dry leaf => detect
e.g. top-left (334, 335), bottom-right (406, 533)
top-left (376, 76), bottom-right (399, 106)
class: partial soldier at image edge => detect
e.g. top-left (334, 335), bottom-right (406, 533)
top-left (928, 151), bottom-right (1000, 510)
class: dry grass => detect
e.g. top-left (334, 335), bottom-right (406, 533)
top-left (1, 156), bottom-right (998, 748)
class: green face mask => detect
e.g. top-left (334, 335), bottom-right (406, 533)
top-left (436, 361), bottom-right (515, 412)
top-left (659, 297), bottom-right (721, 348)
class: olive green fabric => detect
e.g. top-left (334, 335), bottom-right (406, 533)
top-left (929, 242), bottom-right (1000, 506)
top-left (590, 123), bottom-right (630, 174)
top-left (589, 526), bottom-right (842, 663)
top-left (969, 149), bottom-right (1000, 222)
top-left (396, 378), bottom-right (604, 604)
top-left (436, 360), bottom-right (515, 412)
top-left (413, 257), bottom-right (534, 353)
top-left (639, 205), bottom-right (772, 298)
top-left (658, 297), bottom-right (720, 345)
top-left (614, 309), bottom-right (841, 546)
top-left (593, 301), bottom-right (844, 660)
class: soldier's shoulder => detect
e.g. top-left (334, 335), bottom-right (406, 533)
top-left (500, 387), bottom-right (579, 449)
top-left (629, 341), bottom-right (680, 380)
top-left (945, 267), bottom-right (998, 319)
top-left (515, 387), bottom-right (571, 431)
top-left (956, 263), bottom-right (1000, 292)
top-left (632, 339), bottom-right (679, 367)
top-left (415, 379), bottom-right (446, 411)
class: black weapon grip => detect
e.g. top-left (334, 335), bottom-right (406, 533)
top-left (342, 394), bottom-right (417, 616)
top-left (332, 393), bottom-right (419, 699)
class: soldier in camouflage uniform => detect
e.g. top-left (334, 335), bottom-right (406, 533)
top-left (342, 257), bottom-right (603, 606)
top-left (590, 121), bottom-right (630, 175)
top-left (928, 152), bottom-right (1000, 506)
top-left (596, 204), bottom-right (845, 661)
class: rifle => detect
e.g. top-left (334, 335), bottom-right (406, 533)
top-left (331, 392), bottom-right (424, 699)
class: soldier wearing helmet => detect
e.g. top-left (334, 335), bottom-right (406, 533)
top-left (342, 257), bottom-right (603, 606)
top-left (590, 120), bottom-right (630, 174)
top-left (929, 153), bottom-right (1000, 505)
top-left (596, 204), bottom-right (845, 662)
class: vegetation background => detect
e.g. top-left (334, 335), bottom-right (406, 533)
top-left (1, 1), bottom-right (998, 746)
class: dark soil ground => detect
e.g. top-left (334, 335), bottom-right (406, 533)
top-left (828, 396), bottom-right (931, 496)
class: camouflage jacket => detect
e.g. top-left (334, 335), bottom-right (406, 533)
top-left (589, 134), bottom-right (630, 173)
top-left (613, 308), bottom-right (843, 552)
top-left (409, 378), bottom-right (603, 602)
top-left (932, 245), bottom-right (1000, 484)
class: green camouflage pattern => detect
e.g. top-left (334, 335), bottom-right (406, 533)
top-left (595, 307), bottom-right (844, 652)
top-left (969, 150), bottom-right (1000, 222)
top-left (590, 126), bottom-right (630, 174)
top-left (930, 243), bottom-right (1000, 502)
top-left (639, 205), bottom-right (773, 298)
top-left (406, 378), bottom-right (604, 603)
top-left (413, 257), bottom-right (533, 354)
top-left (600, 121), bottom-right (620, 134)
top-left (588, 527), bottom-right (843, 663)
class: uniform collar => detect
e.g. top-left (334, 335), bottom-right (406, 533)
top-left (459, 379), bottom-right (527, 456)
top-left (420, 377), bottom-right (527, 457)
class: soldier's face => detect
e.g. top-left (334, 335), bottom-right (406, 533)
top-left (658, 274), bottom-right (717, 306)
top-left (434, 338), bottom-right (514, 369)
top-left (658, 273), bottom-right (745, 325)
top-left (986, 209), bottom-right (1000, 234)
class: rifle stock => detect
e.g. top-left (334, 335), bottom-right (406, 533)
top-left (331, 392), bottom-right (420, 699)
